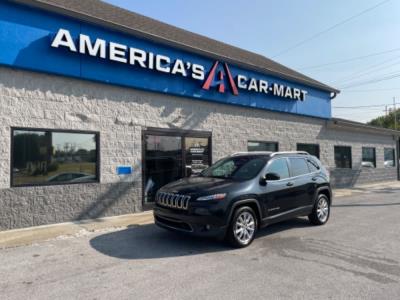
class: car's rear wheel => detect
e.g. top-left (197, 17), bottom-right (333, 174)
top-left (227, 206), bottom-right (257, 248)
top-left (309, 194), bottom-right (330, 225)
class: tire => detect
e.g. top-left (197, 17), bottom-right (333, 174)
top-left (226, 206), bottom-right (258, 248)
top-left (308, 194), bottom-right (330, 225)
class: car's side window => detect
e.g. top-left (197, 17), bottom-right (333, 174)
top-left (289, 158), bottom-right (310, 177)
top-left (266, 159), bottom-right (289, 180)
top-left (307, 158), bottom-right (320, 172)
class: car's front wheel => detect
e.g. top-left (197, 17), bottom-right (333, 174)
top-left (227, 206), bottom-right (257, 248)
top-left (309, 194), bottom-right (330, 225)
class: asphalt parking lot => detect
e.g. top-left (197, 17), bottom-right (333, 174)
top-left (1, 187), bottom-right (400, 300)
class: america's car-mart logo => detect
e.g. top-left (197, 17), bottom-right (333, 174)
top-left (51, 28), bottom-right (307, 101)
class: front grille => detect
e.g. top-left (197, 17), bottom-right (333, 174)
top-left (156, 192), bottom-right (190, 210)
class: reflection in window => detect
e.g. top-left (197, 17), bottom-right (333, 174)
top-left (384, 148), bottom-right (395, 167)
top-left (289, 158), bottom-right (310, 177)
top-left (202, 156), bottom-right (267, 181)
top-left (362, 147), bottom-right (376, 168)
top-left (267, 159), bottom-right (289, 180)
top-left (12, 129), bottom-right (98, 186)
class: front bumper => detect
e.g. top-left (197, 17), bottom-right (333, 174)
top-left (153, 205), bottom-right (228, 238)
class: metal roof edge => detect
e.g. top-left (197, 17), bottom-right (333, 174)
top-left (329, 118), bottom-right (400, 137)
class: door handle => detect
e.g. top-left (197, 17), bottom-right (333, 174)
top-left (287, 181), bottom-right (294, 187)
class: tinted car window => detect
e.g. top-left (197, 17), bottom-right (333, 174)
top-left (266, 159), bottom-right (289, 180)
top-left (289, 158), bottom-right (310, 177)
top-left (201, 156), bottom-right (267, 180)
top-left (307, 158), bottom-right (320, 172)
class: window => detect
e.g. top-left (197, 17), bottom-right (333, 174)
top-left (12, 128), bottom-right (99, 186)
top-left (201, 156), bottom-right (267, 181)
top-left (384, 148), bottom-right (396, 167)
top-left (289, 158), bottom-right (310, 177)
top-left (334, 146), bottom-right (352, 169)
top-left (297, 143), bottom-right (320, 158)
top-left (248, 141), bottom-right (278, 152)
top-left (362, 147), bottom-right (376, 168)
top-left (266, 159), bottom-right (289, 180)
top-left (307, 158), bottom-right (320, 172)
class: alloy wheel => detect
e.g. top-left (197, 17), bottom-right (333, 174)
top-left (317, 197), bottom-right (329, 223)
top-left (234, 211), bottom-right (256, 244)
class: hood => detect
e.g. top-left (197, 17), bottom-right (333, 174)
top-left (160, 176), bottom-right (237, 195)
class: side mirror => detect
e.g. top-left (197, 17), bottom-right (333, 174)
top-left (260, 172), bottom-right (280, 185)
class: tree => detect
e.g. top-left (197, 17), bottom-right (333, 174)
top-left (367, 108), bottom-right (400, 130)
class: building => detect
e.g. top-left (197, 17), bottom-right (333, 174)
top-left (0, 0), bottom-right (399, 230)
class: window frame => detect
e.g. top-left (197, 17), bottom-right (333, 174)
top-left (10, 127), bottom-right (100, 188)
top-left (296, 143), bottom-right (320, 158)
top-left (384, 147), bottom-right (396, 168)
top-left (247, 140), bottom-right (279, 152)
top-left (334, 146), bottom-right (352, 169)
top-left (361, 147), bottom-right (376, 168)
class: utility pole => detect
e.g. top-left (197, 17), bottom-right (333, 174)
top-left (394, 97), bottom-right (398, 131)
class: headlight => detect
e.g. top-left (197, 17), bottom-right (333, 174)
top-left (196, 193), bottom-right (226, 201)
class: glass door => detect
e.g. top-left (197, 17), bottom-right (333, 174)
top-left (144, 134), bottom-right (183, 204)
top-left (143, 130), bottom-right (212, 205)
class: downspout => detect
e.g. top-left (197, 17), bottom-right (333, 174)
top-left (330, 92), bottom-right (338, 100)
top-left (397, 136), bottom-right (400, 181)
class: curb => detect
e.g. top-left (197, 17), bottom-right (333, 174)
top-left (0, 211), bottom-right (153, 249)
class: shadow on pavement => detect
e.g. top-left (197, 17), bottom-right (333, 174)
top-left (90, 218), bottom-right (313, 259)
top-left (90, 224), bottom-right (228, 259)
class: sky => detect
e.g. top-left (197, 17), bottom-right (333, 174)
top-left (104, 0), bottom-right (400, 123)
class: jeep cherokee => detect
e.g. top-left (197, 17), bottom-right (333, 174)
top-left (153, 151), bottom-right (331, 248)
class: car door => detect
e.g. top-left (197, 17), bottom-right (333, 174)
top-left (287, 157), bottom-right (316, 209)
top-left (260, 158), bottom-right (294, 217)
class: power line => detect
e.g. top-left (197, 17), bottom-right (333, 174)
top-left (339, 72), bottom-right (400, 89)
top-left (337, 68), bottom-right (400, 88)
top-left (298, 47), bottom-right (400, 70)
top-left (332, 55), bottom-right (400, 85)
top-left (272, 0), bottom-right (391, 58)
top-left (334, 102), bottom-right (400, 109)
top-left (342, 87), bottom-right (400, 92)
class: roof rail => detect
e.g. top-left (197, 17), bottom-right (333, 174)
top-left (231, 151), bottom-right (273, 156)
top-left (270, 151), bottom-right (309, 157)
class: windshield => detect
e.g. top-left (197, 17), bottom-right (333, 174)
top-left (201, 156), bottom-right (267, 180)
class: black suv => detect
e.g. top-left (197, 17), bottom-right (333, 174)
top-left (154, 151), bottom-right (331, 248)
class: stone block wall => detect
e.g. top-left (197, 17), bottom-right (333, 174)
top-left (0, 66), bottom-right (398, 229)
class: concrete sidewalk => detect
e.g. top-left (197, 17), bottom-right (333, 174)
top-left (333, 180), bottom-right (400, 197)
top-left (0, 211), bottom-right (153, 249)
top-left (1, 180), bottom-right (399, 249)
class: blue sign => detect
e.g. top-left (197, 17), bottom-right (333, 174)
top-left (116, 166), bottom-right (133, 176)
top-left (0, 1), bottom-right (332, 118)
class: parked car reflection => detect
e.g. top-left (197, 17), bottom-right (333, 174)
top-left (46, 172), bottom-right (94, 183)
